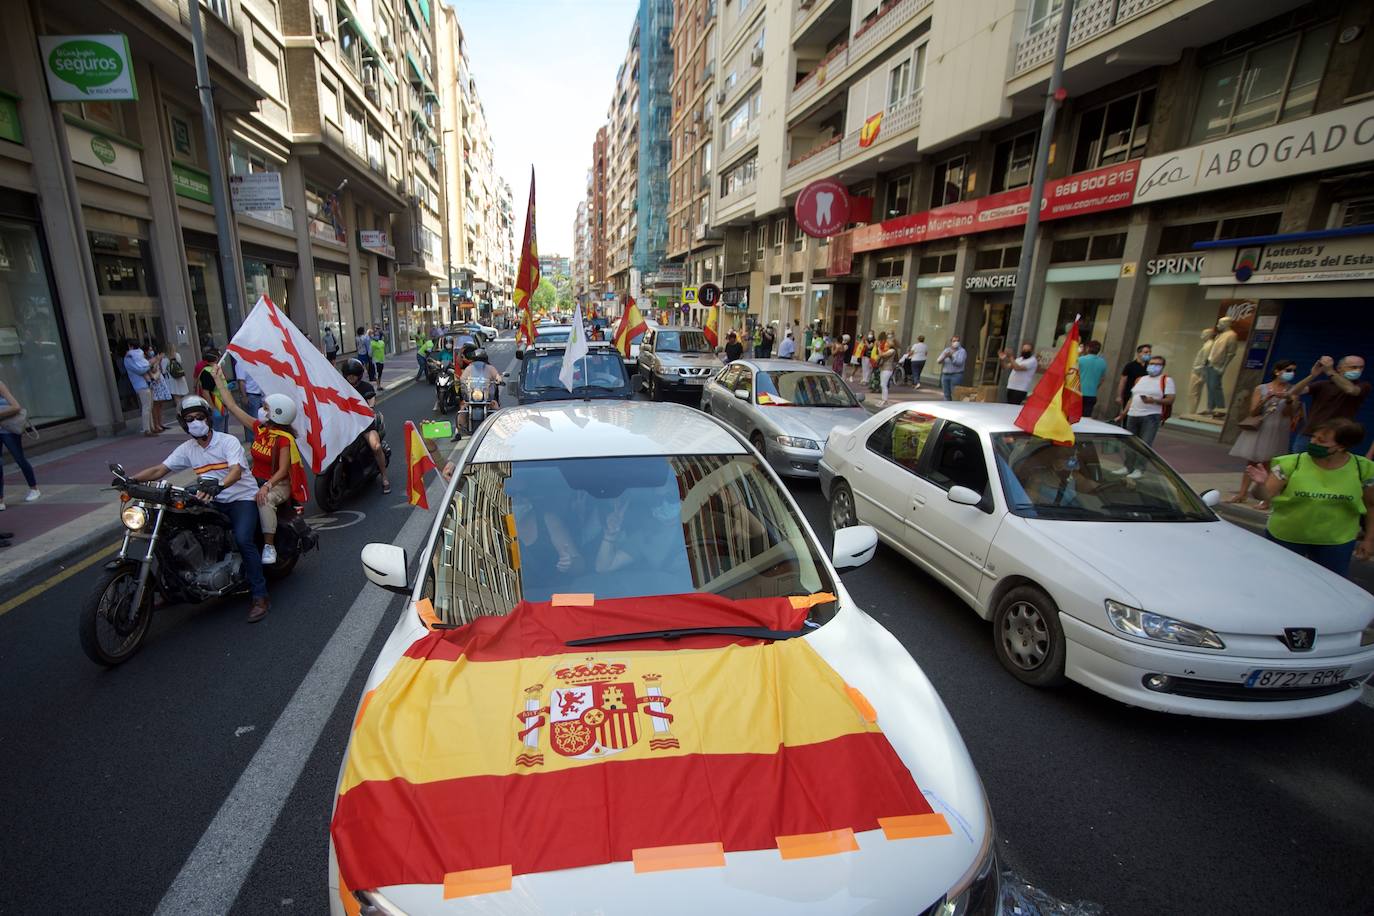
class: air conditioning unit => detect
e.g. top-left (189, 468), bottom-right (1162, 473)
top-left (380, 34), bottom-right (393, 55)
top-left (716, 89), bottom-right (727, 104)
top-left (750, 47), bottom-right (765, 67)
top-left (314, 11), bottom-right (331, 40)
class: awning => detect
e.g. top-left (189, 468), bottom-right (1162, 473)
top-left (405, 52), bottom-right (436, 97)
top-left (336, 0), bottom-right (397, 85)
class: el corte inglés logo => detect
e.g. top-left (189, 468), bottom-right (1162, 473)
top-left (48, 40), bottom-right (124, 94)
top-left (90, 136), bottom-right (117, 166)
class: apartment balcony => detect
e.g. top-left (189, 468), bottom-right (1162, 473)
top-left (789, 0), bottom-right (931, 113)
top-left (783, 89), bottom-right (923, 191)
top-left (722, 118), bottom-right (761, 158)
top-left (783, 135), bottom-right (842, 186)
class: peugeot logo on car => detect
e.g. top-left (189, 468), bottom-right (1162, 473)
top-left (1281, 627), bottom-right (1316, 652)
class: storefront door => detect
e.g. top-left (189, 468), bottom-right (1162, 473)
top-left (976, 300), bottom-right (1010, 386)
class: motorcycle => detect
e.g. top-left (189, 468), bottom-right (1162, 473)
top-left (434, 365), bottom-right (460, 414)
top-left (314, 410), bottom-right (391, 512)
top-left (80, 463), bottom-right (319, 666)
top-left (459, 374), bottom-right (499, 435)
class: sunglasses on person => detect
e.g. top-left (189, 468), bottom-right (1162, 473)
top-left (182, 411), bottom-right (209, 423)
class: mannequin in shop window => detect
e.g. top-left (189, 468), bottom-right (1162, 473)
top-left (1189, 327), bottom-right (1216, 415)
top-left (1204, 317), bottom-right (1239, 416)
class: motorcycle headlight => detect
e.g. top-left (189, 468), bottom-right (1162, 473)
top-left (1106, 599), bottom-right (1225, 649)
top-left (472, 389), bottom-right (485, 401)
top-left (121, 505), bottom-right (148, 531)
top-left (436, 375), bottom-right (450, 387)
top-left (774, 435), bottom-right (820, 450)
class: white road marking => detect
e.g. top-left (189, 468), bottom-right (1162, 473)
top-left (234, 726), bottom-right (256, 738)
top-left (305, 509), bottom-right (366, 531)
top-left (154, 488), bottom-right (439, 915)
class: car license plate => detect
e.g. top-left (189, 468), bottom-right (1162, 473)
top-left (1243, 667), bottom-right (1348, 689)
top-left (686, 376), bottom-right (706, 385)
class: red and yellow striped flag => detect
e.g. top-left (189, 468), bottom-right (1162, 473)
top-left (613, 296), bottom-right (648, 358)
top-left (1014, 319), bottom-right (1083, 445)
top-left (702, 304), bottom-right (721, 347)
top-left (859, 112), bottom-right (884, 148)
top-left (513, 168), bottom-right (540, 347)
top-left (330, 594), bottom-right (939, 892)
top-left (403, 420), bottom-right (435, 508)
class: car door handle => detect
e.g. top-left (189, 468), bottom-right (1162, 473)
top-left (911, 494), bottom-right (926, 509)
top-left (854, 464), bottom-right (864, 472)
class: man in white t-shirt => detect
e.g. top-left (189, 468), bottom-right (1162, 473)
top-left (1000, 342), bottom-right (1039, 405)
top-left (1120, 354), bottom-right (1175, 477)
top-left (129, 395), bottom-right (271, 621)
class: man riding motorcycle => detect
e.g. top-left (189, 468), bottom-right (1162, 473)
top-left (340, 357), bottom-right (391, 495)
top-left (128, 396), bottom-right (271, 622)
top-left (459, 347), bottom-right (502, 435)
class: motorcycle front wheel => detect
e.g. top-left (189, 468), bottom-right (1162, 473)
top-left (79, 565), bottom-right (154, 666)
top-left (314, 465), bottom-right (339, 512)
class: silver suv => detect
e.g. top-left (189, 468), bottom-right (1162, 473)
top-left (636, 324), bottom-right (722, 400)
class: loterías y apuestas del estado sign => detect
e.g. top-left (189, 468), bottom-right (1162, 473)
top-left (39, 35), bottom-right (139, 102)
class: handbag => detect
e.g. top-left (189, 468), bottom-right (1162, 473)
top-left (1, 406), bottom-right (34, 438)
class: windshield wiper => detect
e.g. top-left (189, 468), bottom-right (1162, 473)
top-left (566, 625), bottom-right (807, 646)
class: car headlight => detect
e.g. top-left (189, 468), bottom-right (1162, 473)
top-left (929, 794), bottom-right (999, 916)
top-left (1106, 599), bottom-right (1225, 649)
top-left (121, 505), bottom-right (148, 531)
top-left (774, 435), bottom-right (820, 450)
top-left (1362, 618), bottom-right (1374, 647)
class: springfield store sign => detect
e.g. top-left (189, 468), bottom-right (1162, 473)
top-left (1134, 97), bottom-right (1374, 204)
top-left (39, 35), bottom-right (138, 102)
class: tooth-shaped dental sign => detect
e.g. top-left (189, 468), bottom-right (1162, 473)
top-left (815, 191), bottom-right (834, 226)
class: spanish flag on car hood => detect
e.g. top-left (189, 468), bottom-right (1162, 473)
top-left (330, 593), bottom-right (945, 895)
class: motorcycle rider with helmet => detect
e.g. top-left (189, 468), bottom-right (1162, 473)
top-left (128, 395), bottom-right (272, 622)
top-left (206, 365), bottom-right (308, 565)
top-left (459, 346), bottom-right (502, 434)
top-left (340, 357), bottom-right (391, 495)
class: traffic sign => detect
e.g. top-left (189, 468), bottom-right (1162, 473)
top-left (697, 283), bottom-right (721, 306)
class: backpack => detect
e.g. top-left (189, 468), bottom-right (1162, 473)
top-left (168, 357), bottom-right (185, 379)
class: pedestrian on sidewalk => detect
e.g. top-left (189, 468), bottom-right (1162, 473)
top-left (904, 336), bottom-right (928, 390)
top-left (831, 334), bottom-right (849, 376)
top-left (165, 346), bottom-right (190, 402)
top-left (323, 325), bottom-right (339, 364)
top-left (1116, 343), bottom-right (1153, 422)
top-left (1286, 354), bottom-right (1369, 453)
top-left (936, 336), bottom-right (967, 401)
top-left (999, 342), bottom-right (1038, 405)
top-left (416, 334), bottom-right (434, 380)
top-left (1228, 360), bottom-right (1301, 509)
top-left (147, 340), bottom-right (173, 433)
top-left (875, 333), bottom-right (897, 405)
top-left (779, 330), bottom-right (797, 359)
top-left (858, 331), bottom-right (877, 386)
top-left (121, 339), bottom-right (157, 435)
top-left (1247, 418), bottom-right (1374, 578)
top-left (1077, 340), bottom-right (1107, 417)
top-left (370, 333), bottom-right (386, 389)
top-left (355, 326), bottom-right (375, 382)
top-left (0, 378), bottom-right (41, 510)
top-left (1119, 355), bottom-right (1174, 477)
top-left (724, 330), bottom-right (743, 363)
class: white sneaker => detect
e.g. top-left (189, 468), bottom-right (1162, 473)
top-left (261, 544), bottom-right (277, 565)
top-left (1127, 469), bottom-right (1143, 480)
top-left (25, 488), bottom-right (41, 502)
top-left (1110, 466), bottom-right (1130, 476)
top-left (0, 500), bottom-right (5, 511)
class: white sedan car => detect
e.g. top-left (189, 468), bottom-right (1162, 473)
top-left (332, 402), bottom-right (997, 914)
top-left (819, 402), bottom-right (1374, 720)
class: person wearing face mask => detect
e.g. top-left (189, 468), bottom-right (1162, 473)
top-left (1286, 354), bottom-right (1369, 454)
top-left (1116, 343), bottom-right (1152, 418)
top-left (1247, 418), bottom-right (1374, 578)
top-left (999, 341), bottom-right (1038, 405)
top-left (1228, 360), bottom-right (1301, 509)
top-left (1119, 355), bottom-right (1174, 477)
top-left (936, 336), bottom-right (966, 401)
top-left (128, 396), bottom-right (271, 621)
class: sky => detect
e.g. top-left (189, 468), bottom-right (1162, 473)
top-left (447, 0), bottom-right (639, 258)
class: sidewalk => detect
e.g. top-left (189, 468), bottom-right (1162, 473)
top-left (0, 346), bottom-right (420, 596)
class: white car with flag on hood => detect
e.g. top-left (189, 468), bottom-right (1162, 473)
top-left (819, 401), bottom-right (1374, 719)
top-left (331, 400), bottom-right (998, 915)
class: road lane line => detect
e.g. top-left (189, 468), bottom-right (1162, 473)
top-left (153, 484), bottom-right (439, 915)
top-left (0, 539), bottom-right (122, 618)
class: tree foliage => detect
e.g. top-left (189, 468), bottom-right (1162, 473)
top-left (531, 277), bottom-right (558, 314)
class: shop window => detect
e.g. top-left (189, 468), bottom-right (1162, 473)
top-left (1217, 212), bottom-right (1282, 240)
top-left (884, 175), bottom-right (911, 219)
top-left (1049, 236), bottom-right (1090, 263)
top-left (991, 131), bottom-right (1037, 193)
top-left (63, 100), bottom-right (128, 138)
top-left (1088, 233), bottom-right (1126, 261)
top-left (1190, 22), bottom-right (1335, 142)
top-left (930, 155), bottom-right (966, 208)
top-left (89, 233), bottom-right (157, 296)
top-left (918, 253), bottom-right (957, 275)
top-left (0, 216), bottom-right (81, 425)
top-left (875, 256), bottom-right (904, 279)
top-left (1072, 88), bottom-right (1155, 172)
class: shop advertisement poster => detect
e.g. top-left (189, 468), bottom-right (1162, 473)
top-left (851, 160), bottom-right (1138, 254)
top-left (1200, 235), bottom-right (1374, 285)
top-left (40, 35), bottom-right (138, 102)
top-left (66, 122), bottom-right (144, 182)
top-left (1134, 97), bottom-right (1374, 204)
top-left (230, 172), bottom-right (284, 212)
top-left (171, 163), bottom-right (212, 203)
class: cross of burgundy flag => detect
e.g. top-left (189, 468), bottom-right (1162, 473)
top-left (228, 296), bottom-right (375, 473)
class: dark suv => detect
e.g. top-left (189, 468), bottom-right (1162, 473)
top-left (510, 342), bottom-right (634, 404)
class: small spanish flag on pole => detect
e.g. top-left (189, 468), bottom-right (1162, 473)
top-left (1014, 318), bottom-right (1083, 445)
top-left (513, 167), bottom-right (540, 348)
top-left (404, 420), bottom-right (437, 509)
top-left (702, 304), bottom-right (721, 348)
top-left (613, 295), bottom-right (647, 358)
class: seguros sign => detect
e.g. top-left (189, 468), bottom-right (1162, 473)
top-left (40, 35), bottom-right (138, 101)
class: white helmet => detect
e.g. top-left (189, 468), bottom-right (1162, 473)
top-left (264, 393), bottom-right (297, 426)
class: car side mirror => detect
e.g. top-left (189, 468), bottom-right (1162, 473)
top-left (853, 391), bottom-right (866, 402)
top-left (947, 486), bottom-right (982, 507)
top-left (515, 350), bottom-right (524, 360)
top-left (832, 525), bottom-right (878, 571)
top-left (1200, 488), bottom-right (1222, 507)
top-left (733, 388), bottom-right (749, 401)
top-left (361, 543), bottom-right (409, 594)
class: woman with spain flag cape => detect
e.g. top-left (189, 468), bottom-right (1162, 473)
top-left (1014, 317), bottom-right (1083, 445)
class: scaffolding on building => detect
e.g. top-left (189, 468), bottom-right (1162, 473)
top-left (634, 0), bottom-right (673, 275)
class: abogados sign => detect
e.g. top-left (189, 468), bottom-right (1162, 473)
top-left (795, 179), bottom-right (850, 238)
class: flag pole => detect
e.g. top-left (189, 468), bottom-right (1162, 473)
top-left (1003, 0), bottom-right (1075, 399)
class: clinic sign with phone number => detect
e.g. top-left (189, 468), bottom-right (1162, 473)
top-left (39, 35), bottom-right (139, 102)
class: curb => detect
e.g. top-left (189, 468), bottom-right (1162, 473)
top-left (0, 373), bottom-right (422, 600)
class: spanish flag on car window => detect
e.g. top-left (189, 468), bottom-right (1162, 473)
top-left (859, 112), bottom-right (884, 148)
top-left (1014, 318), bottom-right (1083, 445)
top-left (330, 594), bottom-right (945, 895)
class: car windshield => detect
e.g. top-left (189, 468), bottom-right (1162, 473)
top-left (537, 329), bottom-right (570, 344)
top-left (655, 330), bottom-right (712, 353)
top-left (756, 370), bottom-right (857, 407)
top-left (523, 350), bottom-right (627, 391)
top-left (423, 454), bottom-right (837, 625)
top-left (993, 433), bottom-right (1214, 522)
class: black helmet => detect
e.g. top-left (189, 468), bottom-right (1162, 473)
top-left (340, 357), bottom-right (365, 380)
top-left (472, 348), bottom-right (489, 364)
top-left (460, 342), bottom-right (479, 360)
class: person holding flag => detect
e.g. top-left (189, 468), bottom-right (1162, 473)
top-left (513, 168), bottom-right (541, 348)
top-left (210, 364), bottom-right (308, 565)
top-left (1014, 317), bottom-right (1083, 446)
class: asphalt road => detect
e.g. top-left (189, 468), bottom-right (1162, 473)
top-left (1, 334), bottom-right (1371, 915)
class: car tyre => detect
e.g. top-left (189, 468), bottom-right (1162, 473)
top-left (750, 430), bottom-right (767, 457)
top-left (992, 585), bottom-right (1067, 687)
top-left (829, 479), bottom-right (857, 532)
